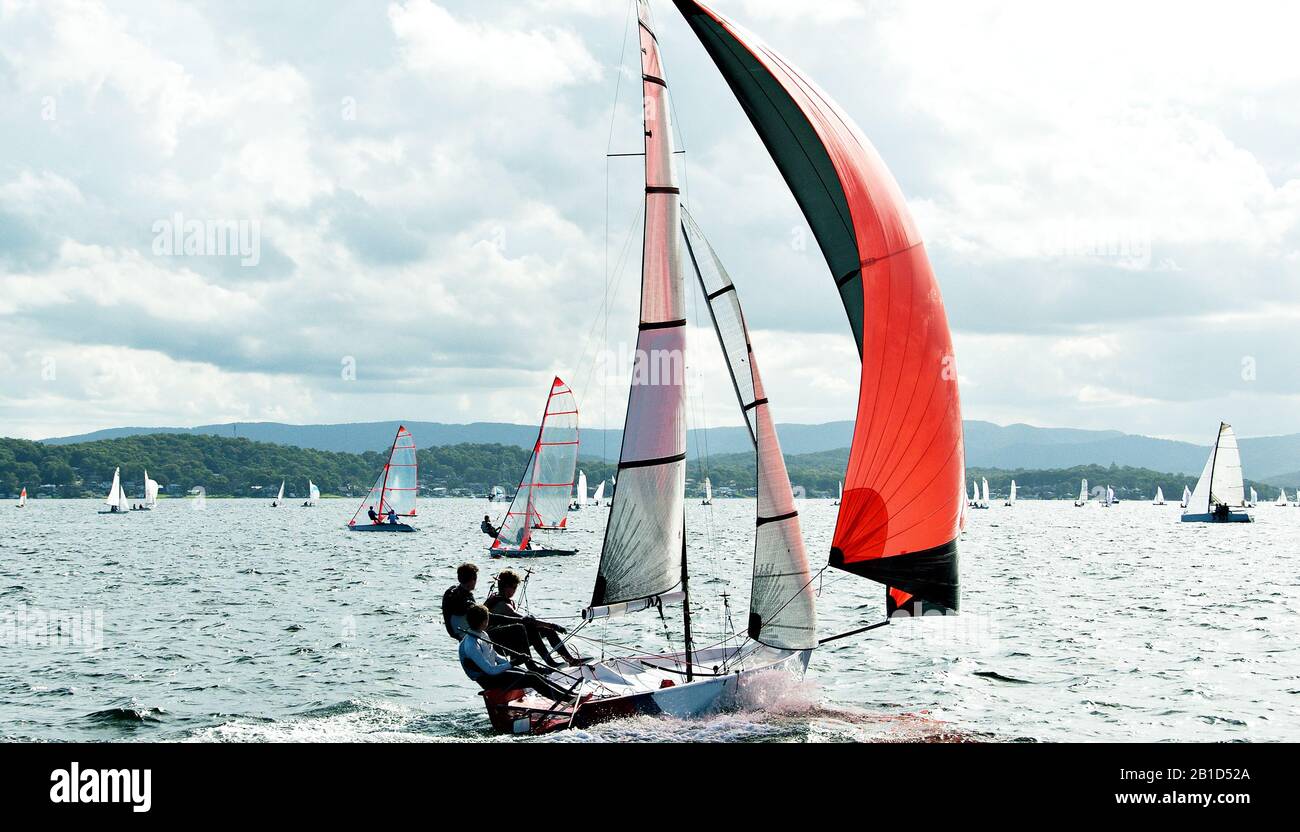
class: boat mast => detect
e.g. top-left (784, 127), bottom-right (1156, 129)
top-left (680, 519), bottom-right (693, 680)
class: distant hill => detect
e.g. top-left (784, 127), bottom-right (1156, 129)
top-left (36, 420), bottom-right (1300, 480)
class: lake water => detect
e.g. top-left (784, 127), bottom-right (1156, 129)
top-left (2, 497), bottom-right (1296, 742)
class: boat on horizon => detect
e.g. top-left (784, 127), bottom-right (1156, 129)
top-left (16, 487), bottom-right (26, 509)
top-left (99, 468), bottom-right (128, 515)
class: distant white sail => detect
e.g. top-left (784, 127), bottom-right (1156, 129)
top-left (592, 479), bottom-right (606, 505)
top-left (1076, 478), bottom-right (1088, 506)
top-left (1181, 484), bottom-right (1191, 508)
top-left (306, 480), bottom-right (320, 506)
top-left (1248, 487), bottom-right (1257, 507)
top-left (1276, 489), bottom-right (1289, 507)
top-left (1106, 486), bottom-right (1115, 506)
top-left (1004, 480), bottom-right (1017, 506)
top-left (702, 476), bottom-right (712, 505)
top-left (143, 471), bottom-right (160, 508)
top-left (272, 480), bottom-right (285, 507)
top-left (834, 480), bottom-right (842, 505)
top-left (17, 487), bottom-right (26, 508)
top-left (980, 478), bottom-right (990, 508)
top-left (103, 468), bottom-right (128, 513)
top-left (1182, 422), bottom-right (1251, 523)
top-left (1153, 486), bottom-right (1165, 505)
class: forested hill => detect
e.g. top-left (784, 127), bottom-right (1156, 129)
top-left (0, 433), bottom-right (1284, 501)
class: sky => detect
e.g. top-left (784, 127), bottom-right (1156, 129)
top-left (1, 0), bottom-right (1298, 443)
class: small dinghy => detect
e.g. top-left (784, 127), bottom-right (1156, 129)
top-left (1074, 478), bottom-right (1088, 507)
top-left (347, 426), bottom-right (418, 532)
top-left (1275, 488), bottom-right (1289, 507)
top-left (592, 479), bottom-right (606, 507)
top-left (568, 471), bottom-right (587, 511)
top-left (833, 480), bottom-right (841, 506)
top-left (1153, 486), bottom-right (1166, 506)
top-left (131, 471), bottom-right (159, 511)
top-left (1003, 480), bottom-right (1017, 507)
top-left (99, 468), bottom-right (129, 515)
top-left (270, 480), bottom-right (285, 507)
top-left (16, 487), bottom-right (26, 509)
top-left (1181, 484), bottom-right (1191, 508)
top-left (489, 378), bottom-right (579, 557)
top-left (1181, 422), bottom-right (1252, 523)
top-left (303, 480), bottom-right (320, 507)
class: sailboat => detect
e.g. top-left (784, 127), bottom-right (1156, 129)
top-left (99, 468), bottom-right (128, 514)
top-left (489, 486), bottom-right (506, 503)
top-left (478, 0), bottom-right (961, 735)
top-left (1181, 422), bottom-right (1251, 523)
top-left (977, 478), bottom-right (990, 509)
top-left (1102, 485), bottom-right (1115, 507)
top-left (833, 480), bottom-right (841, 506)
top-left (488, 378), bottom-right (579, 557)
top-left (592, 479), bottom-right (606, 507)
top-left (569, 471), bottom-right (588, 511)
top-left (1153, 486), bottom-right (1166, 506)
top-left (131, 471), bottom-right (159, 511)
top-left (16, 487), bottom-right (26, 508)
top-left (1275, 488), bottom-right (1288, 507)
top-left (1181, 484), bottom-right (1191, 508)
top-left (304, 480), bottom-right (320, 507)
top-left (1247, 487), bottom-right (1257, 508)
top-left (271, 480), bottom-right (285, 508)
top-left (1074, 478), bottom-right (1088, 506)
top-left (701, 476), bottom-right (713, 506)
top-left (1004, 480), bottom-right (1017, 507)
top-left (347, 426), bottom-right (418, 532)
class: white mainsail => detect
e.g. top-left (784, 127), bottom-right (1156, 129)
top-left (834, 480), bottom-right (842, 505)
top-left (1275, 489), bottom-right (1289, 507)
top-left (592, 479), bottom-right (606, 506)
top-left (17, 487), bottom-right (26, 508)
top-left (980, 478), bottom-right (990, 508)
top-left (104, 468), bottom-right (128, 512)
top-left (1247, 487), bottom-right (1257, 507)
top-left (574, 470), bottom-right (588, 508)
top-left (1185, 422), bottom-right (1246, 517)
top-left (1004, 480), bottom-right (1017, 506)
top-left (682, 207), bottom-right (815, 650)
top-left (272, 480), bottom-right (285, 507)
top-left (586, 1), bottom-right (686, 615)
top-left (1153, 486), bottom-right (1165, 505)
top-left (1181, 484), bottom-right (1191, 508)
top-left (1106, 486), bottom-right (1115, 506)
top-left (1076, 478), bottom-right (1088, 506)
top-left (143, 471), bottom-right (159, 508)
top-left (306, 480), bottom-right (320, 506)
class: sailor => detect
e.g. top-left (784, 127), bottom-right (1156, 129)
top-left (486, 570), bottom-right (587, 668)
top-left (480, 515), bottom-right (499, 538)
top-left (367, 506), bottom-right (379, 523)
top-left (387, 507), bottom-right (398, 524)
top-left (459, 605), bottom-right (576, 704)
top-left (442, 562), bottom-right (481, 640)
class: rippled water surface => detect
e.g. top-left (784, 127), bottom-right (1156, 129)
top-left (2, 497), bottom-right (1297, 742)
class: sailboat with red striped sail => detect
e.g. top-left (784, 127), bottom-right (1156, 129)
top-left (477, 0), bottom-right (961, 735)
top-left (347, 425), bottom-right (418, 532)
top-left (489, 377), bottom-right (580, 558)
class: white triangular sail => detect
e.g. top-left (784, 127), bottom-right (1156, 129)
top-left (1076, 478), bottom-right (1088, 506)
top-left (592, 479), bottom-right (606, 505)
top-left (1153, 486), bottom-right (1165, 505)
top-left (272, 480), bottom-right (285, 506)
top-left (1106, 486), bottom-right (1115, 506)
top-left (348, 426), bottom-right (418, 526)
top-left (1005, 480), bottom-right (1017, 506)
top-left (574, 470), bottom-right (588, 507)
top-left (17, 487), bottom-right (26, 508)
top-left (1181, 484), bottom-right (1191, 508)
top-left (1276, 488), bottom-right (1289, 507)
top-left (834, 480), bottom-right (842, 505)
top-left (1185, 422), bottom-right (1246, 517)
top-left (588, 1), bottom-right (687, 615)
top-left (104, 468), bottom-right (128, 512)
top-left (682, 207), bottom-right (816, 650)
top-left (307, 480), bottom-right (320, 506)
top-left (980, 478), bottom-right (990, 508)
top-left (144, 471), bottom-right (159, 508)
top-left (1248, 487), bottom-right (1257, 507)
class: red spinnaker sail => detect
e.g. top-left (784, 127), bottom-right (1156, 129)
top-left (676, 0), bottom-right (963, 612)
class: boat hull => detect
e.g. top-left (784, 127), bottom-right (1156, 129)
top-left (1180, 511), bottom-right (1252, 523)
top-left (348, 523), bottom-right (417, 533)
top-left (482, 644), bottom-right (810, 736)
top-left (489, 548), bottom-right (577, 559)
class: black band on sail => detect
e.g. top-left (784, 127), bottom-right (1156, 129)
top-left (747, 612), bottom-right (763, 641)
top-left (835, 268), bottom-right (861, 288)
top-left (829, 537), bottom-right (959, 612)
top-left (742, 397), bottom-right (769, 412)
top-left (756, 510), bottom-right (798, 527)
top-left (643, 74), bottom-right (667, 87)
top-left (646, 185), bottom-right (681, 194)
top-left (706, 284), bottom-right (735, 301)
top-left (618, 452), bottom-right (687, 470)
top-left (591, 575), bottom-right (608, 607)
top-left (639, 318), bottom-right (686, 330)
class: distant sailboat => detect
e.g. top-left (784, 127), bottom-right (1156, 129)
top-left (1181, 422), bottom-right (1251, 523)
top-left (304, 480), bottom-right (320, 507)
top-left (980, 478), bottom-right (990, 509)
top-left (347, 425), bottom-right (418, 532)
top-left (1004, 480), bottom-right (1017, 507)
top-left (489, 486), bottom-right (506, 503)
top-left (1275, 488), bottom-right (1289, 507)
top-left (701, 476), bottom-right (713, 506)
top-left (968, 479), bottom-right (978, 507)
top-left (99, 468), bottom-right (128, 514)
top-left (132, 471), bottom-right (159, 511)
top-left (271, 480), bottom-right (285, 508)
top-left (592, 479), bottom-right (606, 507)
top-left (833, 480), bottom-right (841, 506)
top-left (1153, 486), bottom-right (1166, 506)
top-left (16, 487), bottom-right (26, 508)
top-left (1075, 478), bottom-right (1088, 507)
top-left (1181, 484), bottom-right (1191, 508)
top-left (1247, 487), bottom-right (1257, 508)
top-left (569, 470), bottom-right (588, 511)
top-left (1103, 486), bottom-right (1115, 507)
top-left (489, 378), bottom-right (579, 557)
